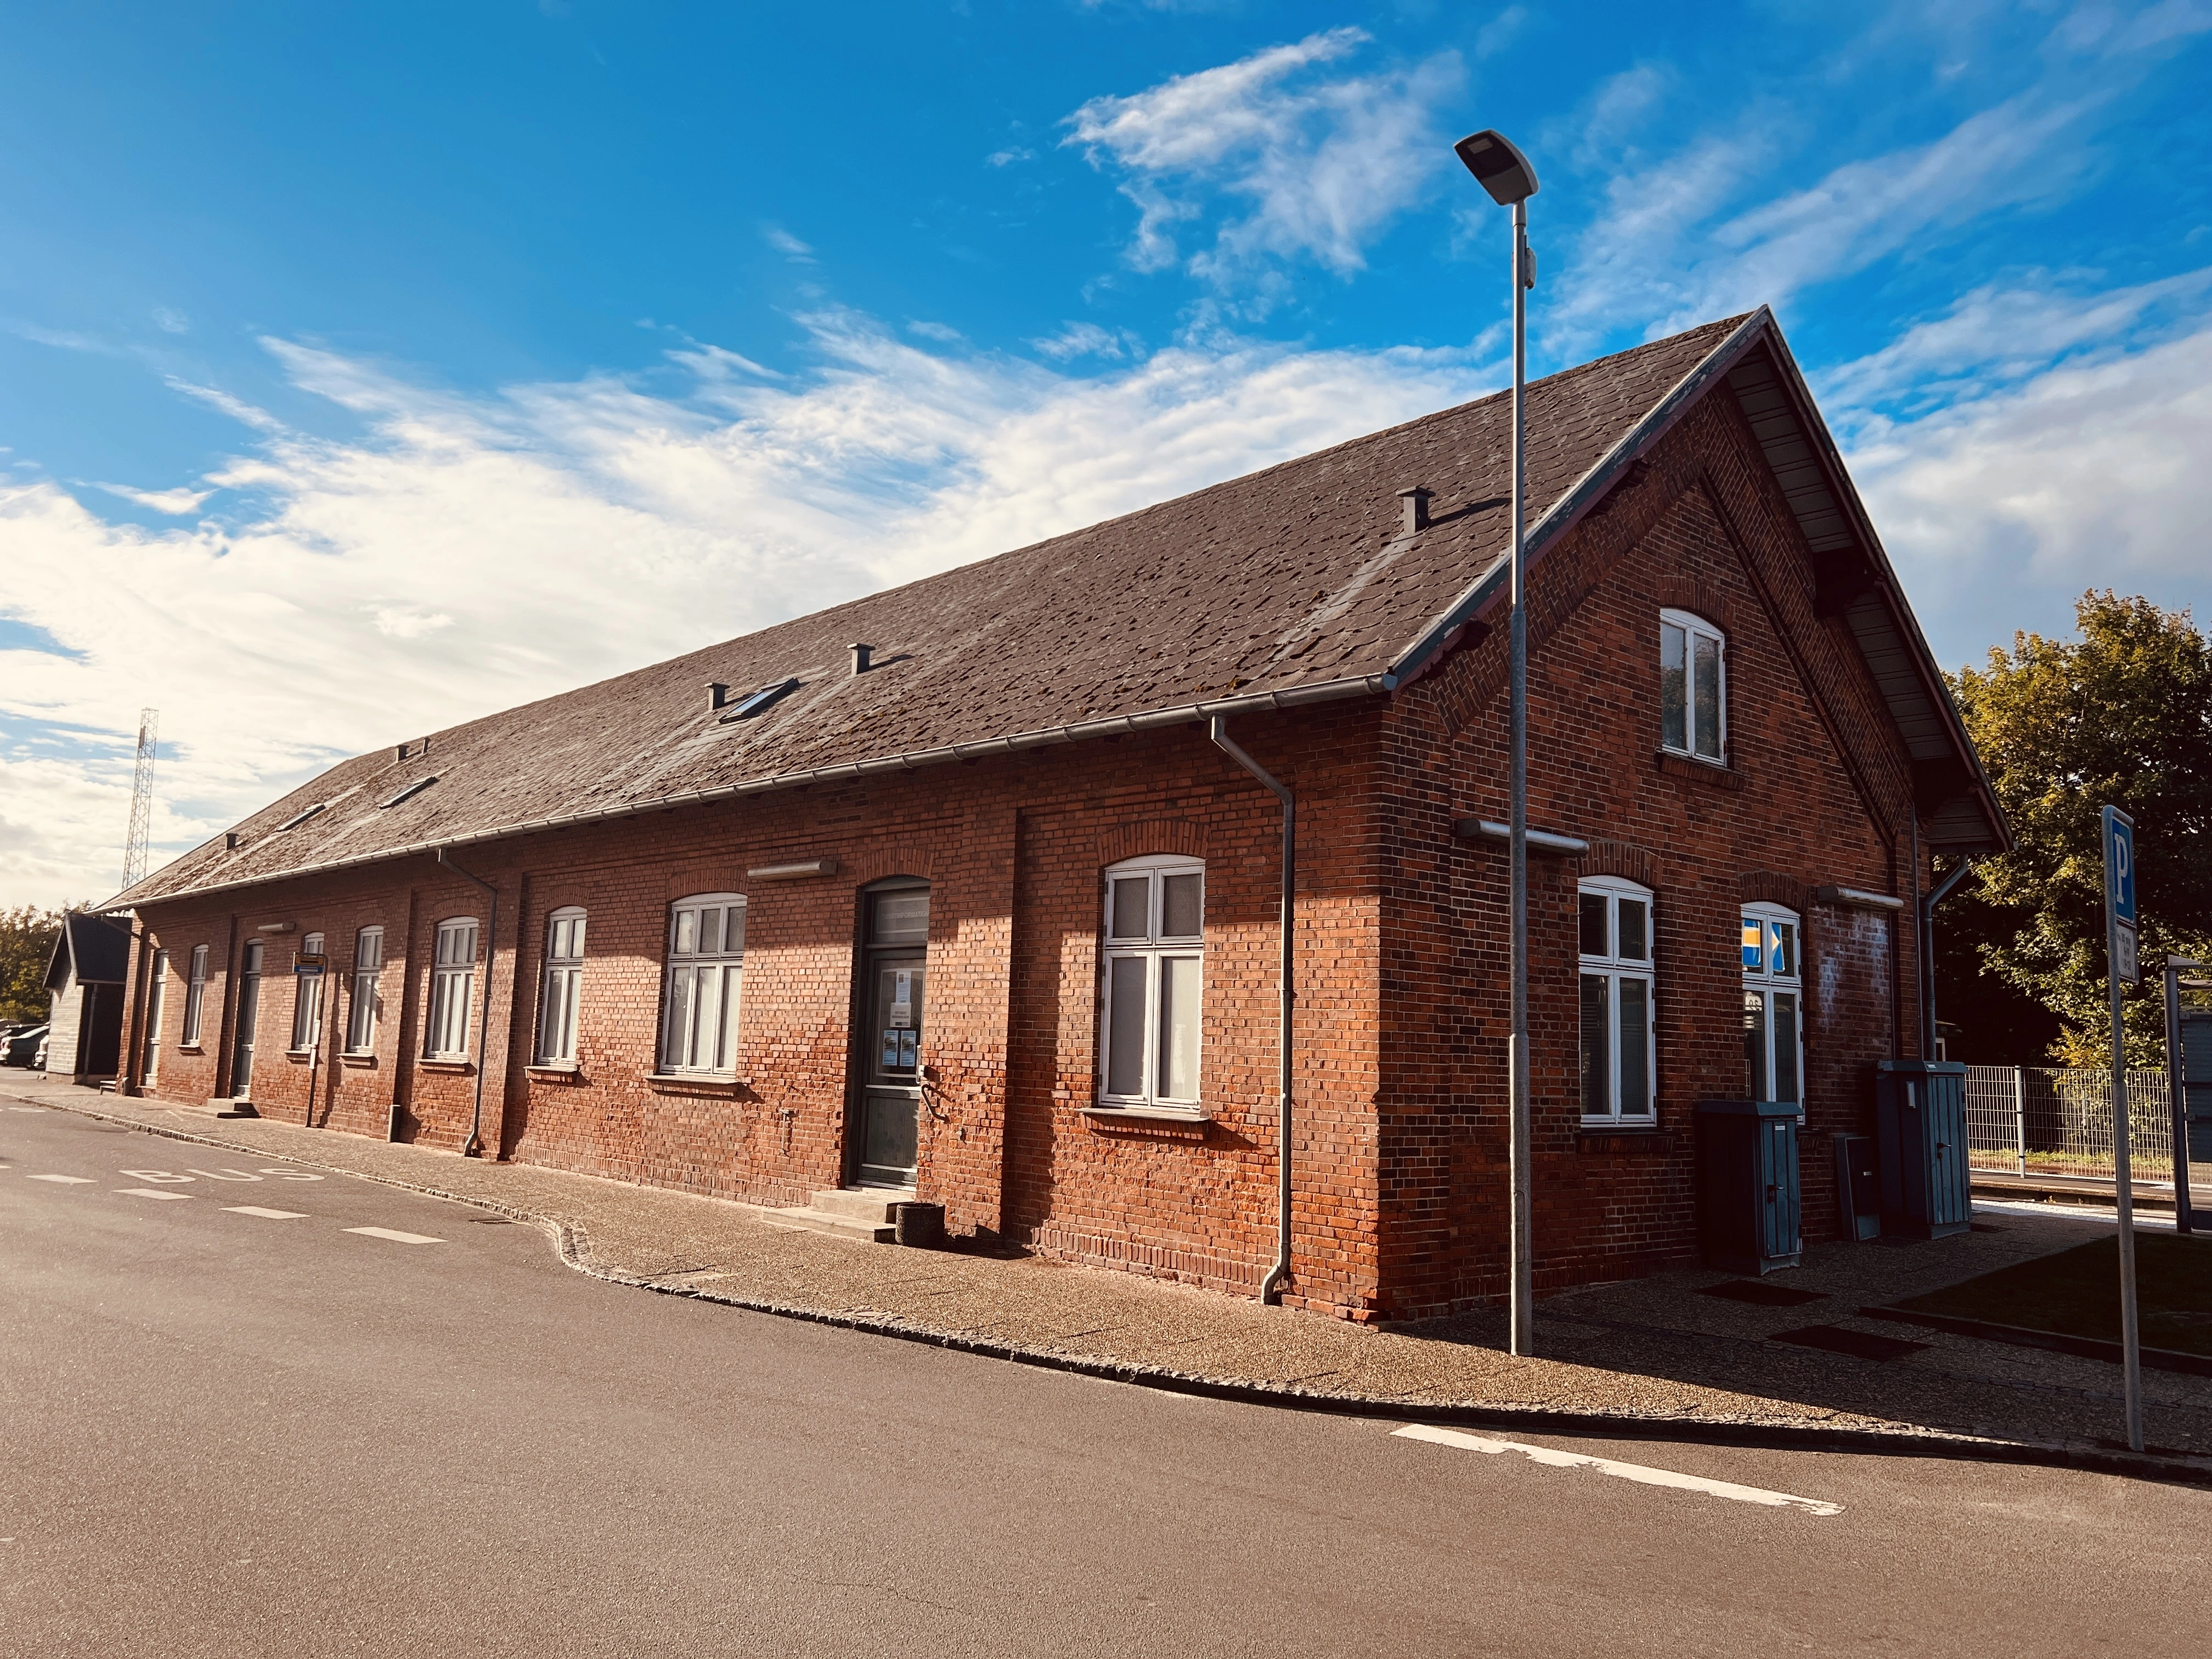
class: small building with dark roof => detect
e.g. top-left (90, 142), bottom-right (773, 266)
top-left (46, 910), bottom-right (132, 1084)
top-left (103, 309), bottom-right (2006, 1319)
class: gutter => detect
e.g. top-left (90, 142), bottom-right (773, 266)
top-left (1209, 717), bottom-right (1296, 1307)
top-left (105, 674), bottom-right (1390, 912)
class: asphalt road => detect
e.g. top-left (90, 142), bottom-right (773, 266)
top-left (4, 1103), bottom-right (2207, 1658)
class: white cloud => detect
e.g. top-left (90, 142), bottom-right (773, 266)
top-left (985, 145), bottom-right (1034, 167)
top-left (89, 482), bottom-right (215, 516)
top-left (907, 320), bottom-right (963, 343)
top-left (1029, 321), bottom-right (1127, 361)
top-left (763, 227), bottom-right (816, 263)
top-left (152, 307), bottom-right (190, 335)
top-left (163, 375), bottom-right (287, 433)
top-left (1063, 29), bottom-right (1464, 286)
top-left (1849, 315), bottom-right (2212, 665)
top-left (0, 316), bottom-right (1497, 907)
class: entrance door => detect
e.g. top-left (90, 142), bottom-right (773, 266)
top-left (852, 885), bottom-right (928, 1189)
top-left (233, 940), bottom-right (263, 1100)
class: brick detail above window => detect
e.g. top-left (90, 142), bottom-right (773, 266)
top-left (1740, 870), bottom-right (1811, 912)
top-left (1573, 839), bottom-right (1657, 889)
top-left (1655, 751), bottom-right (1745, 791)
top-left (1096, 817), bottom-right (1207, 868)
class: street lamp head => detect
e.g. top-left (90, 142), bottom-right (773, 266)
top-left (1454, 128), bottom-right (1539, 206)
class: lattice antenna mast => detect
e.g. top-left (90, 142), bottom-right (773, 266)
top-left (122, 708), bottom-right (158, 891)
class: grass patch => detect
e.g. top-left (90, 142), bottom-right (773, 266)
top-left (1898, 1233), bottom-right (2212, 1357)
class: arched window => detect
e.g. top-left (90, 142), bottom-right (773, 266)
top-left (425, 917), bottom-right (479, 1059)
top-left (182, 944), bottom-right (209, 1046)
top-left (1098, 855), bottom-right (1205, 1109)
top-left (1742, 904), bottom-right (1803, 1105)
top-left (290, 932), bottom-right (326, 1051)
top-left (536, 907), bottom-right (587, 1065)
top-left (659, 894), bottom-right (744, 1074)
top-left (345, 927), bottom-right (383, 1054)
top-left (1660, 609), bottom-right (1725, 763)
top-left (1579, 876), bottom-right (1656, 1123)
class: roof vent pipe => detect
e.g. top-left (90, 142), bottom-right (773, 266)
top-left (707, 681), bottom-right (732, 712)
top-left (1398, 486), bottom-right (1434, 535)
top-left (850, 643), bottom-right (874, 676)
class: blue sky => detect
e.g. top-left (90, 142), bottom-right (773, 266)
top-left (4, 0), bottom-right (2210, 905)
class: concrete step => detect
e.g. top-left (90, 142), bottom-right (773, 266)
top-left (759, 1186), bottom-right (917, 1244)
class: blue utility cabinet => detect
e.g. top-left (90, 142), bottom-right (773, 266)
top-left (1696, 1100), bottom-right (1803, 1274)
top-left (1875, 1060), bottom-right (1971, 1240)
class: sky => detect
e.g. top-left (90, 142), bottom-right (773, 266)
top-left (2, 0), bottom-right (2209, 909)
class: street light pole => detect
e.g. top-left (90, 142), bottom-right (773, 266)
top-left (1455, 128), bottom-right (1541, 1357)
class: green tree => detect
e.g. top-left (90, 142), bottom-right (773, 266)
top-left (1949, 592), bottom-right (2212, 1066)
top-left (0, 905), bottom-right (67, 1024)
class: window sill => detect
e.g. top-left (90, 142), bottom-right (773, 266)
top-left (1577, 1125), bottom-right (1674, 1155)
top-left (285, 1049), bottom-right (314, 1063)
top-left (526, 1063), bottom-right (582, 1078)
top-left (176, 1045), bottom-right (204, 1056)
top-left (645, 1072), bottom-right (748, 1094)
top-left (1654, 750), bottom-right (1743, 791)
top-left (340, 1051), bottom-right (377, 1068)
top-left (418, 1058), bottom-right (475, 1074)
top-left (1082, 1104), bottom-right (1212, 1140)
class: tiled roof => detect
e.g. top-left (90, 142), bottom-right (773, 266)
top-left (117, 309), bottom-right (1982, 907)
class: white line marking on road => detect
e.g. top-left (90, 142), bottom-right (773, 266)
top-left (345, 1226), bottom-right (443, 1245)
top-left (225, 1206), bottom-right (309, 1220)
top-left (117, 1188), bottom-right (194, 1201)
top-left (1391, 1424), bottom-right (1844, 1517)
top-left (27, 1173), bottom-right (95, 1184)
top-left (8, 1105), bottom-right (45, 1111)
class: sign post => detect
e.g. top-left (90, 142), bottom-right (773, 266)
top-left (2102, 804), bottom-right (2144, 1451)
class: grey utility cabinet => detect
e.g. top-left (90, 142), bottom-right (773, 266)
top-left (2182, 1009), bottom-right (2212, 1164)
top-left (1874, 1060), bottom-right (1971, 1240)
top-left (1696, 1100), bottom-right (1803, 1274)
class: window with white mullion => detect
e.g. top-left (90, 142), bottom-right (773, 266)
top-left (1660, 609), bottom-right (1726, 763)
top-left (290, 932), bottom-right (326, 1051)
top-left (1098, 856), bottom-right (1205, 1109)
top-left (346, 927), bottom-right (382, 1054)
top-left (1741, 904), bottom-right (1804, 1105)
top-left (1578, 877), bottom-right (1656, 1124)
top-left (182, 944), bottom-right (209, 1046)
top-left (425, 917), bottom-right (478, 1059)
top-left (658, 894), bottom-right (744, 1075)
top-left (535, 907), bottom-right (586, 1065)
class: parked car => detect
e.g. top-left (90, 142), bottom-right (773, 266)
top-left (3, 1024), bottom-right (48, 1068)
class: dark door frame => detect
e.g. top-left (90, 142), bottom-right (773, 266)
top-left (844, 876), bottom-right (930, 1189)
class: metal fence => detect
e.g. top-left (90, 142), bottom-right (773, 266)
top-left (1963, 1064), bottom-right (2177, 1185)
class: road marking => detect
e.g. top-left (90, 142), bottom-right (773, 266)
top-left (225, 1206), bottom-right (309, 1220)
top-left (1391, 1425), bottom-right (1844, 1517)
top-left (345, 1226), bottom-right (443, 1245)
top-left (8, 1105), bottom-right (45, 1111)
top-left (117, 1187), bottom-right (194, 1201)
top-left (27, 1173), bottom-right (95, 1184)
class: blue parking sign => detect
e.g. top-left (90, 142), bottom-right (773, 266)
top-left (2103, 805), bottom-right (2136, 925)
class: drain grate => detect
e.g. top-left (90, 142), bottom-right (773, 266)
top-left (1770, 1324), bottom-right (1932, 1362)
top-left (1697, 1279), bottom-right (1827, 1308)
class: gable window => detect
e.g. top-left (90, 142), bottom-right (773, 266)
top-left (1742, 905), bottom-right (1804, 1105)
top-left (182, 944), bottom-right (209, 1046)
top-left (659, 894), bottom-right (744, 1074)
top-left (1660, 610), bottom-right (1725, 763)
top-left (290, 932), bottom-right (326, 1052)
top-left (1098, 855), bottom-right (1205, 1110)
top-left (425, 918), bottom-right (479, 1059)
top-left (346, 927), bottom-right (383, 1054)
top-left (537, 907), bottom-right (586, 1066)
top-left (1579, 877), bottom-right (1656, 1124)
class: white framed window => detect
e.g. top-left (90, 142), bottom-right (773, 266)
top-left (1098, 855), bottom-right (1205, 1110)
top-left (346, 927), bottom-right (382, 1054)
top-left (537, 907), bottom-right (586, 1065)
top-left (1579, 877), bottom-right (1656, 1124)
top-left (425, 917), bottom-right (479, 1059)
top-left (1742, 904), bottom-right (1804, 1105)
top-left (290, 932), bottom-right (326, 1052)
top-left (658, 894), bottom-right (744, 1074)
top-left (182, 944), bottom-right (209, 1046)
top-left (143, 950), bottom-right (169, 1079)
top-left (1660, 608), bottom-right (1726, 763)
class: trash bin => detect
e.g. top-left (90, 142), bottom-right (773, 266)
top-left (1696, 1100), bottom-right (1803, 1274)
top-left (1833, 1132), bottom-right (1880, 1241)
top-left (1875, 1060), bottom-right (1971, 1240)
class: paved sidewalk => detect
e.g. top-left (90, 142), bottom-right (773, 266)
top-left (11, 1072), bottom-right (2211, 1466)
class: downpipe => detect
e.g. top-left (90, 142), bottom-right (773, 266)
top-left (1209, 718), bottom-right (1295, 1306)
top-left (436, 847), bottom-right (498, 1159)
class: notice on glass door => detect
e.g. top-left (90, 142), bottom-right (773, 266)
top-left (890, 971), bottom-right (912, 1028)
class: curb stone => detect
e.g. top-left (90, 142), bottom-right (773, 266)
top-left (24, 1090), bottom-right (2212, 1491)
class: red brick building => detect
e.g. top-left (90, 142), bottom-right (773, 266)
top-left (105, 309), bottom-right (2006, 1321)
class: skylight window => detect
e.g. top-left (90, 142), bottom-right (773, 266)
top-left (720, 678), bottom-right (799, 723)
top-left (276, 803), bottom-right (326, 832)
top-left (381, 776), bottom-right (438, 809)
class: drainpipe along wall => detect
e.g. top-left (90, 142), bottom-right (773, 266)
top-left (1207, 718), bottom-right (1295, 1306)
top-left (436, 847), bottom-right (498, 1158)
